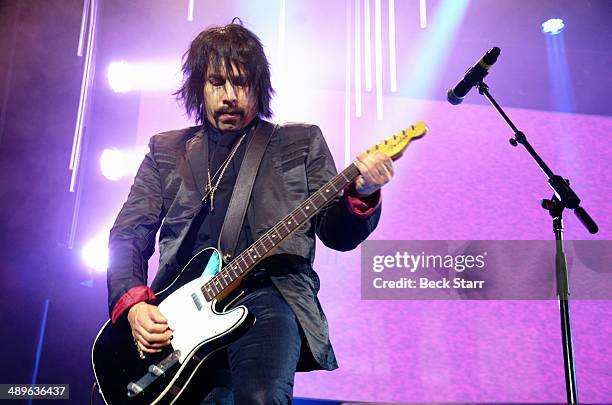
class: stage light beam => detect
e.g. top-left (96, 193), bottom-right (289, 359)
top-left (399, 0), bottom-right (469, 101)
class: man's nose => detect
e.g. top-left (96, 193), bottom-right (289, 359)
top-left (222, 82), bottom-right (237, 105)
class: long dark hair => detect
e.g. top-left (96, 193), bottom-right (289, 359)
top-left (175, 20), bottom-right (274, 123)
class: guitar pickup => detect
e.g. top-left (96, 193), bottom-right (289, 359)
top-left (127, 382), bottom-right (143, 398)
top-left (148, 364), bottom-right (164, 376)
top-left (127, 350), bottom-right (181, 398)
top-left (191, 292), bottom-right (203, 310)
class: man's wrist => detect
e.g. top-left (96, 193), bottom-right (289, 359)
top-left (353, 187), bottom-right (376, 198)
top-left (111, 285), bottom-right (156, 323)
top-left (343, 182), bottom-right (382, 217)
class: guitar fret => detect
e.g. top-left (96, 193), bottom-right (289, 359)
top-left (240, 254), bottom-right (251, 270)
top-left (204, 281), bottom-right (213, 296)
top-left (280, 221), bottom-right (290, 234)
top-left (247, 245), bottom-right (260, 260)
top-left (218, 275), bottom-right (228, 290)
top-left (208, 280), bottom-right (219, 295)
top-left (263, 235), bottom-right (274, 250)
top-left (297, 206), bottom-right (309, 221)
top-left (247, 252), bottom-right (256, 265)
top-left (237, 254), bottom-right (249, 274)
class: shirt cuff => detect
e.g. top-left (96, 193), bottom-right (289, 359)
top-left (343, 182), bottom-right (382, 217)
top-left (111, 285), bottom-right (157, 324)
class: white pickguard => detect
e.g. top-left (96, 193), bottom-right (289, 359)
top-left (157, 253), bottom-right (247, 364)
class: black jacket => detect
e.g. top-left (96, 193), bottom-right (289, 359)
top-left (107, 119), bottom-right (381, 371)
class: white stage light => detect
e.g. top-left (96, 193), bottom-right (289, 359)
top-left (100, 149), bottom-right (127, 181)
top-left (82, 234), bottom-right (109, 273)
top-left (100, 148), bottom-right (146, 181)
top-left (542, 18), bottom-right (565, 35)
top-left (107, 61), bottom-right (133, 93)
top-left (107, 61), bottom-right (181, 93)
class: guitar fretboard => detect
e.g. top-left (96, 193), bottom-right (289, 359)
top-left (201, 163), bottom-right (361, 301)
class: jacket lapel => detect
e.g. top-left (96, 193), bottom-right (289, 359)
top-left (185, 127), bottom-right (208, 199)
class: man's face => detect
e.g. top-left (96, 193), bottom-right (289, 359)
top-left (203, 62), bottom-right (258, 131)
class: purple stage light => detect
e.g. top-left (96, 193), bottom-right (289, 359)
top-left (107, 61), bottom-right (133, 93)
top-left (542, 18), bottom-right (565, 35)
top-left (81, 234), bottom-right (109, 273)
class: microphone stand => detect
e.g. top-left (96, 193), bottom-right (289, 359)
top-left (475, 81), bottom-right (599, 404)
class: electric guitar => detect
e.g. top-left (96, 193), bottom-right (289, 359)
top-left (91, 122), bottom-right (428, 404)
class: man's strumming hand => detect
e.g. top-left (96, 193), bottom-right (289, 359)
top-left (127, 302), bottom-right (173, 354)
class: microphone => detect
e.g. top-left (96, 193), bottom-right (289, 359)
top-left (447, 47), bottom-right (501, 105)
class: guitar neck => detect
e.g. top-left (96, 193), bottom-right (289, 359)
top-left (201, 163), bottom-right (360, 301)
top-left (200, 121), bottom-right (429, 301)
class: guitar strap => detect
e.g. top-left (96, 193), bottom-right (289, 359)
top-left (218, 119), bottom-right (278, 262)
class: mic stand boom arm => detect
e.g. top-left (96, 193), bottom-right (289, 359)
top-left (476, 81), bottom-right (598, 234)
top-left (476, 80), bottom-right (600, 405)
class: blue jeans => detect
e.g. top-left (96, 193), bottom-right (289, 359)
top-left (201, 284), bottom-right (302, 405)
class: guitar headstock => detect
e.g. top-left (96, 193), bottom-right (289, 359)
top-left (364, 121), bottom-right (428, 161)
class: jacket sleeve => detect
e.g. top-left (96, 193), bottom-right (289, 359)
top-left (305, 125), bottom-right (382, 251)
top-left (107, 136), bottom-right (165, 318)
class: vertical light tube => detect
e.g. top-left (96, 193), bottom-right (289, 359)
top-left (187, 0), bottom-right (194, 22)
top-left (76, 0), bottom-right (91, 56)
top-left (420, 0), bottom-right (427, 28)
top-left (345, 0), bottom-right (352, 167)
top-left (354, 0), bottom-right (362, 117)
top-left (273, 0), bottom-right (286, 98)
top-left (68, 0), bottom-right (98, 248)
top-left (374, 0), bottom-right (383, 120)
top-left (278, 0), bottom-right (286, 62)
top-left (388, 0), bottom-right (397, 92)
top-left (363, 0), bottom-right (372, 92)
top-left (70, 0), bottom-right (97, 184)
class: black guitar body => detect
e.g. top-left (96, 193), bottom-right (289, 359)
top-left (92, 248), bottom-right (254, 404)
